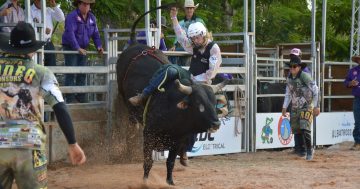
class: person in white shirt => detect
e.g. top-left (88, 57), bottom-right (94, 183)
top-left (0, 0), bottom-right (25, 32)
top-left (31, 0), bottom-right (65, 66)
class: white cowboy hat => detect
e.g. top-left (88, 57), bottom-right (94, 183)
top-left (184, 0), bottom-right (199, 8)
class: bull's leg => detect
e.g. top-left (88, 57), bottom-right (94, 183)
top-left (143, 142), bottom-right (153, 182)
top-left (166, 149), bottom-right (177, 185)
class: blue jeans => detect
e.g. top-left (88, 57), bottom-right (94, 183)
top-left (44, 41), bottom-right (56, 66)
top-left (63, 45), bottom-right (87, 103)
top-left (353, 97), bottom-right (360, 143)
top-left (143, 66), bottom-right (179, 96)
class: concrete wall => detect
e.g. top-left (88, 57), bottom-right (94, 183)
top-left (45, 106), bottom-right (107, 163)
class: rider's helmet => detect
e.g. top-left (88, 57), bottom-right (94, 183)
top-left (187, 22), bottom-right (207, 38)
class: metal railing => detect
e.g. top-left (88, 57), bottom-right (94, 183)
top-left (321, 61), bottom-right (356, 111)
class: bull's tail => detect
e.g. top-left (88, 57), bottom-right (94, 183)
top-left (130, 2), bottom-right (178, 44)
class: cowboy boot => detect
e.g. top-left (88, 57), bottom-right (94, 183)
top-left (128, 93), bottom-right (146, 106)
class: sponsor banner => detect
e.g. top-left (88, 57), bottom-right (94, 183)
top-left (316, 112), bottom-right (354, 145)
top-left (256, 113), bottom-right (295, 149)
top-left (164, 117), bottom-right (242, 157)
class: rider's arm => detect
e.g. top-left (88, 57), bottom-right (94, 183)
top-left (205, 43), bottom-right (222, 81)
top-left (173, 23), bottom-right (193, 53)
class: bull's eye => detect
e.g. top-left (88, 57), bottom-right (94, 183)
top-left (199, 104), bottom-right (205, 112)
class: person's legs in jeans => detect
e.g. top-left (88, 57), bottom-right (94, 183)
top-left (290, 109), bottom-right (306, 156)
top-left (63, 45), bottom-right (77, 103)
top-left (353, 97), bottom-right (360, 144)
top-left (44, 42), bottom-right (56, 66)
top-left (129, 66), bottom-right (179, 106)
top-left (75, 54), bottom-right (87, 103)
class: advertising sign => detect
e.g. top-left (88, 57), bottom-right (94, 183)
top-left (256, 113), bottom-right (295, 149)
top-left (188, 117), bottom-right (242, 156)
top-left (164, 117), bottom-right (242, 158)
top-left (316, 112), bottom-right (354, 145)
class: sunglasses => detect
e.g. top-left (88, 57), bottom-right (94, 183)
top-left (289, 64), bottom-right (299, 69)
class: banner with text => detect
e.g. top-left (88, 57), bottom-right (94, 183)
top-left (188, 117), bottom-right (242, 156)
top-left (316, 112), bottom-right (354, 145)
top-left (164, 117), bottom-right (242, 157)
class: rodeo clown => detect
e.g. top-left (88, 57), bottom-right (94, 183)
top-left (282, 55), bottom-right (320, 161)
top-left (0, 22), bottom-right (86, 189)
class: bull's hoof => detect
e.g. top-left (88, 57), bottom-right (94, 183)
top-left (143, 175), bottom-right (149, 183)
top-left (166, 179), bottom-right (175, 185)
top-left (180, 158), bottom-right (188, 166)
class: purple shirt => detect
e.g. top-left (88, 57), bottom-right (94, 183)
top-left (128, 31), bottom-right (167, 51)
top-left (62, 9), bottom-right (102, 50)
top-left (344, 65), bottom-right (360, 97)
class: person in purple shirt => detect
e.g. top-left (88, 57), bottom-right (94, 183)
top-left (62, 0), bottom-right (103, 103)
top-left (345, 55), bottom-right (360, 150)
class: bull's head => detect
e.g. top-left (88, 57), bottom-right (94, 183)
top-left (175, 79), bottom-right (227, 133)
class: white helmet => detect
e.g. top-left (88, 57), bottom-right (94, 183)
top-left (187, 22), bottom-right (207, 38)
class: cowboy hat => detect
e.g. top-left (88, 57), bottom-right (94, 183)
top-left (352, 55), bottom-right (360, 64)
top-left (285, 55), bottom-right (307, 69)
top-left (184, 0), bottom-right (199, 8)
top-left (73, 0), bottom-right (95, 7)
top-left (0, 22), bottom-right (45, 55)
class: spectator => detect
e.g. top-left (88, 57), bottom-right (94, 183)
top-left (126, 16), bottom-right (167, 51)
top-left (282, 55), bottom-right (320, 161)
top-left (0, 21), bottom-right (85, 189)
top-left (169, 0), bottom-right (205, 66)
top-left (62, 0), bottom-right (103, 103)
top-left (31, 0), bottom-right (65, 66)
top-left (0, 0), bottom-right (24, 32)
top-left (344, 55), bottom-right (360, 150)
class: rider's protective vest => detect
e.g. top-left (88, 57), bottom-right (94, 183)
top-left (189, 41), bottom-right (215, 76)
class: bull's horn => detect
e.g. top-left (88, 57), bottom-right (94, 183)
top-left (175, 79), bottom-right (192, 95)
top-left (210, 80), bottom-right (229, 93)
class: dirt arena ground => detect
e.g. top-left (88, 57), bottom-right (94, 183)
top-left (22, 142), bottom-right (360, 189)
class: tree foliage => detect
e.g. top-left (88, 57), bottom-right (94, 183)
top-left (0, 0), bottom-right (354, 60)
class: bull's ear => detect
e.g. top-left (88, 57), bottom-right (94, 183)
top-left (177, 101), bottom-right (188, 109)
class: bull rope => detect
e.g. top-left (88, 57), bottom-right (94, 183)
top-left (233, 86), bottom-right (244, 137)
top-left (142, 95), bottom-right (152, 127)
top-left (123, 47), bottom-right (167, 85)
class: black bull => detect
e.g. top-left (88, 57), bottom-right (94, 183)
top-left (116, 44), bottom-right (224, 185)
